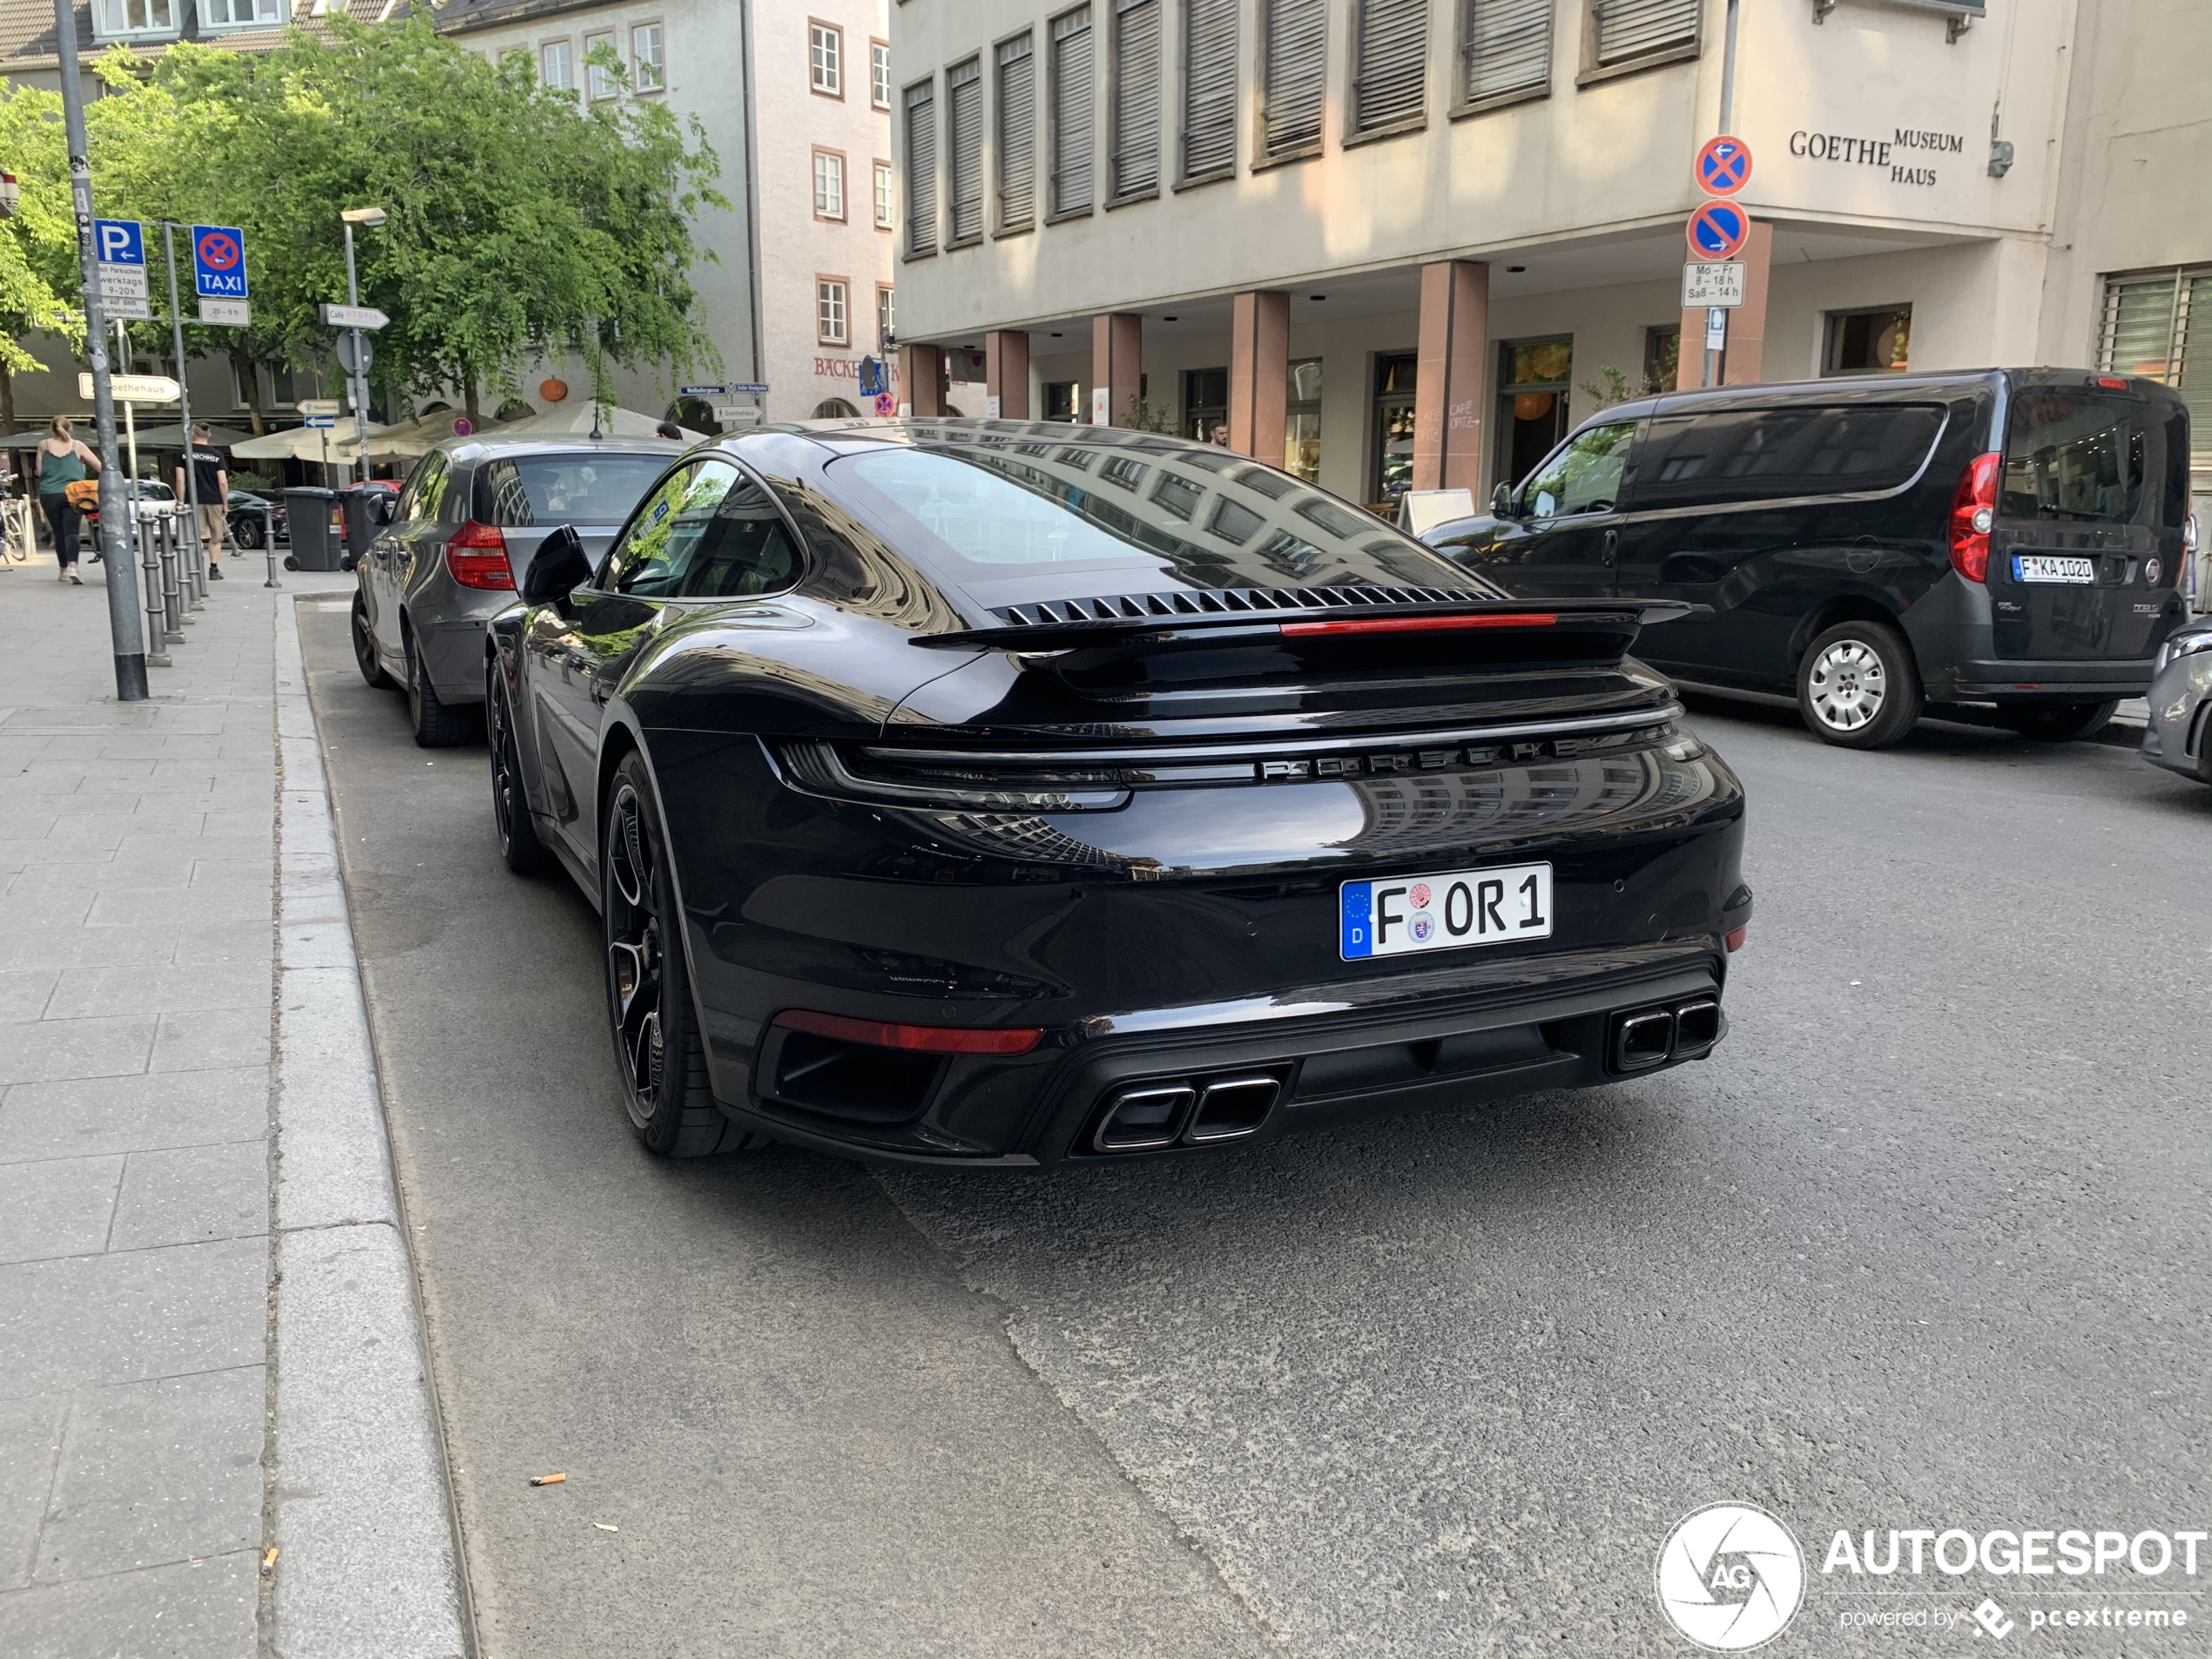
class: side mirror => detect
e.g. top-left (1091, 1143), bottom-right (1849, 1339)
top-left (371, 492), bottom-right (397, 526)
top-left (521, 523), bottom-right (592, 605)
top-left (1490, 482), bottom-right (1515, 520)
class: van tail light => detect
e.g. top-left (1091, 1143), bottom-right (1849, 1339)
top-left (1949, 452), bottom-right (2001, 583)
top-left (444, 522), bottom-right (515, 590)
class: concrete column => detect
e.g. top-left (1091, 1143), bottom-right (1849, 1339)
top-left (1678, 219), bottom-right (1773, 388)
top-left (1413, 260), bottom-right (1489, 494)
top-left (900, 343), bottom-right (946, 416)
top-left (985, 331), bottom-right (1030, 420)
top-left (1090, 314), bottom-right (1142, 426)
top-left (1227, 291), bottom-right (1288, 460)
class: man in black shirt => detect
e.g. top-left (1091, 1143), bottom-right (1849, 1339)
top-left (174, 423), bottom-right (228, 579)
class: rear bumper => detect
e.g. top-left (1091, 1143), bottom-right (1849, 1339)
top-left (1948, 659), bottom-right (2154, 700)
top-left (1901, 571), bottom-right (2166, 700)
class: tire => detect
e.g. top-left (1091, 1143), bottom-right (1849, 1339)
top-left (232, 515), bottom-right (263, 551)
top-left (601, 752), bottom-right (765, 1157)
top-left (1796, 620), bottom-right (1924, 750)
top-left (2000, 700), bottom-right (2119, 744)
top-left (487, 665), bottom-right (551, 875)
top-left (351, 592), bottom-right (394, 689)
top-left (404, 627), bottom-right (473, 748)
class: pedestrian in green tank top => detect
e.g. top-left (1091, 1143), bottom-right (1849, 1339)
top-left (34, 415), bottom-right (100, 585)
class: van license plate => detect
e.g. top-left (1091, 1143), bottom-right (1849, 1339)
top-left (2013, 555), bottom-right (2095, 584)
top-left (1341, 862), bottom-right (1553, 961)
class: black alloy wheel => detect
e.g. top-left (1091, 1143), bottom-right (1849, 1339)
top-left (600, 752), bottom-right (763, 1158)
top-left (405, 627), bottom-right (473, 748)
top-left (2000, 700), bottom-right (2119, 744)
top-left (487, 667), bottom-right (550, 875)
top-left (351, 591), bottom-right (393, 689)
top-left (232, 514), bottom-right (264, 550)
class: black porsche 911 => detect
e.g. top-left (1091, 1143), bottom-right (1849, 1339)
top-left (485, 419), bottom-right (1751, 1166)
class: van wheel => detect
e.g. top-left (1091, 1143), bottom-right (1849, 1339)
top-left (1796, 620), bottom-right (1923, 749)
top-left (2000, 701), bottom-right (2118, 743)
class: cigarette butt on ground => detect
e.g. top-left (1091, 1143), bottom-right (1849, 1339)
top-left (594, 1522), bottom-right (618, 1533)
top-left (261, 1548), bottom-right (280, 1573)
top-left (529, 1473), bottom-right (567, 1487)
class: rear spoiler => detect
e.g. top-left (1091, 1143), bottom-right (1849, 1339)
top-left (914, 597), bottom-right (1692, 652)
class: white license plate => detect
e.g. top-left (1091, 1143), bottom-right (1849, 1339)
top-left (1340, 862), bottom-right (1554, 961)
top-left (2013, 555), bottom-right (2095, 584)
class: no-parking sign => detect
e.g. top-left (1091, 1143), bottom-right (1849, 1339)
top-left (1694, 136), bottom-right (1753, 197)
top-left (1685, 200), bottom-right (1750, 260)
top-left (190, 225), bottom-right (248, 300)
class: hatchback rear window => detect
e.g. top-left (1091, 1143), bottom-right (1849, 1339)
top-left (1632, 405), bottom-right (1945, 511)
top-left (2001, 395), bottom-right (2145, 524)
top-left (475, 454), bottom-right (671, 526)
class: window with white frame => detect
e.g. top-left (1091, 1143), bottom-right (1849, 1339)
top-left (818, 278), bottom-right (850, 346)
top-left (874, 160), bottom-right (895, 228)
top-left (877, 286), bottom-right (894, 348)
top-left (813, 149), bottom-right (846, 219)
top-left (541, 38), bottom-right (574, 91)
top-left (631, 23), bottom-right (664, 91)
top-left (1460, 0), bottom-right (1551, 106)
top-left (811, 21), bottom-right (843, 95)
top-left (585, 31), bottom-right (618, 99)
top-left (198, 0), bottom-right (281, 30)
top-left (94, 0), bottom-right (176, 36)
top-left (871, 39), bottom-right (892, 108)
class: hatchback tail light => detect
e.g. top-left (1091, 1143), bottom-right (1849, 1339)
top-left (1948, 452), bottom-right (2001, 583)
top-left (444, 522), bottom-right (514, 590)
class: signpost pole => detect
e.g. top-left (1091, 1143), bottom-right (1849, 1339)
top-left (341, 221), bottom-right (369, 486)
top-left (55, 8), bottom-right (148, 699)
top-left (1705, 0), bottom-right (1743, 390)
top-left (159, 222), bottom-right (207, 595)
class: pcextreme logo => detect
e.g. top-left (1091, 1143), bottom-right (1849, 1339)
top-left (1656, 1503), bottom-right (1807, 1651)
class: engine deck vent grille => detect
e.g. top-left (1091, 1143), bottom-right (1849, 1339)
top-left (988, 584), bottom-right (1483, 629)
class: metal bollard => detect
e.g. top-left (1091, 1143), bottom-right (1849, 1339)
top-left (156, 511), bottom-right (185, 639)
top-left (138, 516), bottom-right (173, 665)
top-left (185, 507), bottom-right (207, 604)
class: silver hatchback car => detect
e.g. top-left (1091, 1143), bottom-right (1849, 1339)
top-left (2142, 615), bottom-right (2212, 785)
top-left (348, 434), bottom-right (682, 745)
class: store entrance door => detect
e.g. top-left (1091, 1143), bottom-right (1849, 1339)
top-left (1371, 353), bottom-right (1417, 515)
top-left (1494, 338), bottom-right (1575, 493)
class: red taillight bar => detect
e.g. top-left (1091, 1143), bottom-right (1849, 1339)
top-left (771, 1008), bottom-right (1043, 1055)
top-left (1279, 611), bottom-right (1559, 637)
top-left (444, 521), bottom-right (515, 590)
top-left (1948, 452), bottom-right (2000, 583)
top-left (1724, 926), bottom-right (1747, 953)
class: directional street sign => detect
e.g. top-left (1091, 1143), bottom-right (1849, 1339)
top-left (295, 399), bottom-right (341, 417)
top-left (93, 217), bottom-right (151, 320)
top-left (320, 303), bottom-right (388, 330)
top-left (78, 372), bottom-right (179, 403)
top-left (1682, 260), bottom-right (1746, 308)
top-left (1686, 199), bottom-right (1750, 260)
top-left (302, 415), bottom-right (336, 429)
top-left (190, 224), bottom-right (248, 300)
top-left (1695, 136), bottom-right (1753, 197)
top-left (199, 299), bottom-right (250, 327)
top-left (730, 382), bottom-right (769, 396)
top-left (678, 383), bottom-right (729, 398)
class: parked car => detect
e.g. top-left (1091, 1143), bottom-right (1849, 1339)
top-left (347, 434), bottom-right (682, 745)
top-left (227, 489), bottom-right (287, 550)
top-left (1423, 369), bottom-right (2193, 749)
top-left (81, 477), bottom-right (173, 532)
top-left (2141, 614), bottom-right (2212, 784)
top-left (486, 420), bottom-right (1751, 1164)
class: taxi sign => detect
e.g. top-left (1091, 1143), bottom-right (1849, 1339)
top-left (191, 225), bottom-right (248, 300)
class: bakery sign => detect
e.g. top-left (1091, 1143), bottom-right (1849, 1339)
top-left (1787, 125), bottom-right (1964, 186)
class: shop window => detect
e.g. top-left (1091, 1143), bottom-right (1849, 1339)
top-left (1494, 337), bottom-right (1573, 489)
top-left (1824, 307), bottom-right (1912, 375)
top-left (1642, 325), bottom-right (1679, 394)
top-left (1372, 352), bottom-right (1418, 507)
top-left (1285, 357), bottom-right (1323, 482)
top-left (1184, 366), bottom-right (1228, 442)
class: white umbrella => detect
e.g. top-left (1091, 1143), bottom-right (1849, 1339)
top-left (480, 402), bottom-right (705, 441)
top-left (228, 421), bottom-right (415, 464)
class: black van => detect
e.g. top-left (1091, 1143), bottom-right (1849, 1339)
top-left (1423, 368), bottom-right (2194, 748)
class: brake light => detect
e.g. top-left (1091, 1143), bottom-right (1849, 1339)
top-left (1724, 926), bottom-right (1747, 953)
top-left (1279, 611), bottom-right (1559, 637)
top-left (2095, 375), bottom-right (2128, 389)
top-left (1948, 452), bottom-right (2000, 583)
top-left (444, 521), bottom-right (514, 590)
top-left (771, 1008), bottom-right (1043, 1055)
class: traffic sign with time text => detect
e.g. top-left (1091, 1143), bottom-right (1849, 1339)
top-left (1695, 136), bottom-right (1753, 197)
top-left (191, 225), bottom-right (248, 299)
top-left (1686, 199), bottom-right (1750, 260)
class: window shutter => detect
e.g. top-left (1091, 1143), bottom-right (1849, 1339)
top-left (1181, 0), bottom-right (1238, 179)
top-left (1051, 7), bottom-right (1096, 214)
top-left (1462, 0), bottom-right (1550, 103)
top-left (1593, 0), bottom-right (1696, 66)
top-left (1352, 0), bottom-right (1427, 132)
top-left (1264, 0), bottom-right (1326, 158)
top-left (905, 81), bottom-right (936, 254)
top-left (998, 34), bottom-right (1036, 227)
top-left (948, 58), bottom-right (984, 241)
top-left (1110, 0), bottom-right (1162, 197)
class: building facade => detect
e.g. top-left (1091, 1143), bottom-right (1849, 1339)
top-left (889, 0), bottom-right (2207, 523)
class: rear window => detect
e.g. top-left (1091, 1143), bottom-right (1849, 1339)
top-left (474, 454), bottom-right (671, 527)
top-left (2001, 395), bottom-right (2145, 525)
top-left (1632, 405), bottom-right (1945, 511)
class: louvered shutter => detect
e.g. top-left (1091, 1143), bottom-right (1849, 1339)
top-left (1462, 0), bottom-right (1549, 102)
top-left (1181, 0), bottom-right (1238, 178)
top-left (1264, 0), bottom-right (1326, 158)
top-left (948, 58), bottom-right (984, 241)
top-left (1352, 0), bottom-right (1427, 132)
top-left (1111, 0), bottom-right (1162, 196)
top-left (905, 81), bottom-right (936, 254)
top-left (1051, 6), bottom-right (1095, 214)
top-left (998, 34), bottom-right (1037, 227)
top-left (1594, 0), bottom-right (1696, 66)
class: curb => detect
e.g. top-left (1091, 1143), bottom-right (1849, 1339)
top-left (272, 596), bottom-right (470, 1658)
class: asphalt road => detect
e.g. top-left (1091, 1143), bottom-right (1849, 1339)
top-left (300, 597), bottom-right (2212, 1658)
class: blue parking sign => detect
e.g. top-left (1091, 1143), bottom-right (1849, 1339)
top-left (191, 225), bottom-right (248, 300)
top-left (94, 219), bottom-right (144, 266)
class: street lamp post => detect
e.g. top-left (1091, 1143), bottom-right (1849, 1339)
top-left (340, 207), bottom-right (385, 486)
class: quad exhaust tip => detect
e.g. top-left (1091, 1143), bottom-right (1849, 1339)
top-left (1610, 997), bottom-right (1723, 1073)
top-left (1091, 1074), bottom-right (1282, 1154)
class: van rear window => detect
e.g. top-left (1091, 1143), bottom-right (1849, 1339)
top-left (1631, 405), bottom-right (1944, 511)
top-left (2001, 395), bottom-right (2145, 524)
